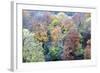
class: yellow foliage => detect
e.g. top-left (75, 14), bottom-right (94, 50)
top-left (34, 31), bottom-right (48, 42)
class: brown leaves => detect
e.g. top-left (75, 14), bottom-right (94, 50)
top-left (84, 39), bottom-right (91, 59)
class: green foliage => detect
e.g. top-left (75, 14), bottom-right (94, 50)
top-left (51, 18), bottom-right (59, 26)
top-left (49, 46), bottom-right (61, 60)
top-left (48, 18), bottom-right (60, 31)
top-left (62, 27), bottom-right (68, 34)
top-left (75, 44), bottom-right (84, 56)
top-left (22, 29), bottom-right (45, 62)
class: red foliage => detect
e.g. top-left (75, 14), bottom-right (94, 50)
top-left (62, 28), bottom-right (80, 60)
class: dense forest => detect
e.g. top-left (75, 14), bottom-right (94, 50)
top-left (22, 10), bottom-right (91, 62)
